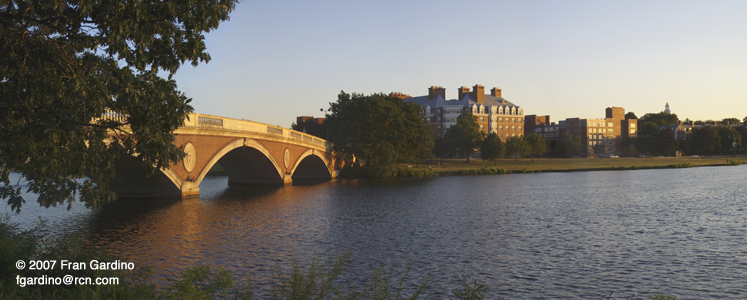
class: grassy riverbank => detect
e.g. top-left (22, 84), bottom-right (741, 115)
top-left (341, 156), bottom-right (743, 178)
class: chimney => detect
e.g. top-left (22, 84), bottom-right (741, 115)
top-left (491, 87), bottom-right (502, 98)
top-left (471, 84), bottom-right (485, 103)
top-left (428, 86), bottom-right (445, 101)
top-left (458, 86), bottom-right (470, 100)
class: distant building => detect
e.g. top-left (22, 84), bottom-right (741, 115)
top-left (664, 102), bottom-right (671, 114)
top-left (295, 116), bottom-right (327, 139)
top-left (524, 115), bottom-right (560, 150)
top-left (526, 107), bottom-right (637, 156)
top-left (395, 84), bottom-right (525, 140)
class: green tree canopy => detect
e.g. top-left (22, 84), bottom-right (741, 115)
top-left (689, 127), bottom-right (720, 155)
top-left (433, 136), bottom-right (453, 165)
top-left (524, 132), bottom-right (547, 162)
top-left (625, 112), bottom-right (638, 120)
top-left (556, 133), bottom-right (582, 158)
top-left (657, 128), bottom-right (677, 156)
top-left (480, 133), bottom-right (505, 165)
top-left (639, 112), bottom-right (679, 127)
top-left (326, 91), bottom-right (434, 177)
top-left (505, 135), bottom-right (530, 163)
top-left (445, 111), bottom-right (485, 163)
top-left (1, 0), bottom-right (237, 212)
top-left (722, 118), bottom-right (741, 126)
top-left (717, 126), bottom-right (741, 153)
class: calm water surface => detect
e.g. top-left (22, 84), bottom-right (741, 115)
top-left (6, 165), bottom-right (747, 299)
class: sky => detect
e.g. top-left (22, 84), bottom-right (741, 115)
top-left (170, 0), bottom-right (747, 127)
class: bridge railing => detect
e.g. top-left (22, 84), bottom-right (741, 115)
top-left (184, 113), bottom-right (329, 149)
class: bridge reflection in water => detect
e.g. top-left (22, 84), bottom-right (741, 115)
top-left (107, 113), bottom-right (342, 199)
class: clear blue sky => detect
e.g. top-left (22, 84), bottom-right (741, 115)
top-left (171, 0), bottom-right (747, 126)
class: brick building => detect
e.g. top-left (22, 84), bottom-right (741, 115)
top-left (393, 84), bottom-right (525, 140)
top-left (525, 107), bottom-right (637, 156)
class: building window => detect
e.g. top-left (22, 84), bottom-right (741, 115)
top-left (631, 129), bottom-right (636, 134)
top-left (631, 123), bottom-right (636, 128)
top-left (480, 117), bottom-right (484, 121)
top-left (608, 122), bottom-right (613, 127)
top-left (499, 118), bottom-right (503, 122)
top-left (512, 126), bottom-right (516, 131)
top-left (607, 128), bottom-right (613, 133)
top-left (511, 133), bottom-right (515, 137)
top-left (499, 134), bottom-right (503, 138)
top-left (499, 125), bottom-right (503, 130)
top-left (519, 126), bottom-right (522, 130)
top-left (519, 119), bottom-right (523, 123)
top-left (480, 125), bottom-right (484, 130)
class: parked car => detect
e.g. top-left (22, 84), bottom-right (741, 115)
top-left (691, 155), bottom-right (699, 158)
top-left (609, 155), bottom-right (620, 158)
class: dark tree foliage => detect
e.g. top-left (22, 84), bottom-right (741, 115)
top-left (743, 116), bottom-right (747, 126)
top-left (625, 112), bottom-right (638, 120)
top-left (639, 112), bottom-right (679, 127)
top-left (556, 133), bottom-right (582, 158)
top-left (717, 126), bottom-right (741, 153)
top-left (433, 136), bottom-right (453, 165)
top-left (524, 132), bottom-right (546, 162)
top-left (326, 91), bottom-right (434, 177)
top-left (445, 111), bottom-right (484, 163)
top-left (657, 128), bottom-right (677, 156)
top-left (722, 118), bottom-right (741, 126)
top-left (736, 127), bottom-right (747, 152)
top-left (632, 121), bottom-right (660, 155)
top-left (480, 133), bottom-right (504, 165)
top-left (621, 145), bottom-right (639, 157)
top-left (505, 135), bottom-right (529, 163)
top-left (689, 127), bottom-right (720, 155)
top-left (1, 0), bottom-right (238, 212)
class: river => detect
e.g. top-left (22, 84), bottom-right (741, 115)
top-left (5, 165), bottom-right (747, 299)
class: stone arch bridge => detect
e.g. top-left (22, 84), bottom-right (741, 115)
top-left (109, 113), bottom-right (341, 198)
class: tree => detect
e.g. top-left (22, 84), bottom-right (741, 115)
top-left (639, 112), bottom-right (679, 127)
top-left (505, 135), bottom-right (530, 163)
top-left (689, 127), bottom-right (720, 155)
top-left (657, 128), bottom-right (677, 156)
top-left (524, 132), bottom-right (547, 162)
top-left (743, 116), bottom-right (747, 126)
top-left (625, 112), bottom-right (638, 120)
top-left (1, 0), bottom-right (237, 212)
top-left (326, 91), bottom-right (433, 177)
top-left (621, 145), bottom-right (639, 157)
top-left (480, 133), bottom-right (505, 165)
top-left (445, 111), bottom-right (485, 163)
top-left (736, 127), bottom-right (747, 153)
top-left (717, 126), bottom-right (741, 154)
top-left (433, 136), bottom-right (453, 166)
top-left (556, 133), bottom-right (582, 158)
top-left (722, 118), bottom-right (741, 126)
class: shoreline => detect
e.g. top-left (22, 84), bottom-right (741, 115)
top-left (339, 157), bottom-right (744, 179)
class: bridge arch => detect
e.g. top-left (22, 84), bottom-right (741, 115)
top-left (290, 149), bottom-right (332, 180)
top-left (196, 138), bottom-right (288, 187)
